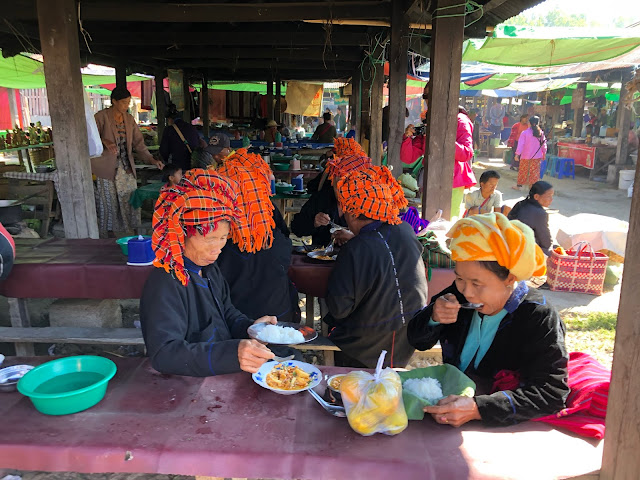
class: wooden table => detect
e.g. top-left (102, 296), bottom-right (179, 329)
top-left (557, 142), bottom-right (617, 179)
top-left (0, 142), bottom-right (54, 173)
top-left (0, 356), bottom-right (604, 479)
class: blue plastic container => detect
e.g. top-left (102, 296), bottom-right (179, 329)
top-left (127, 235), bottom-right (154, 265)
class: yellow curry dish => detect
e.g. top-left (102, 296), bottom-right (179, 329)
top-left (266, 363), bottom-right (312, 390)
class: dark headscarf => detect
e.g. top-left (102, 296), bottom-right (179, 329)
top-left (111, 86), bottom-right (132, 101)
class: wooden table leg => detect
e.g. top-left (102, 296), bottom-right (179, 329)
top-left (7, 297), bottom-right (35, 356)
top-left (305, 294), bottom-right (315, 327)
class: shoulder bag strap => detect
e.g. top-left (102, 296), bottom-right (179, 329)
top-left (172, 124), bottom-right (192, 154)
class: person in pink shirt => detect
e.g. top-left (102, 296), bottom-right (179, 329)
top-left (513, 116), bottom-right (547, 191)
top-left (452, 107), bottom-right (477, 219)
top-left (0, 221), bottom-right (15, 280)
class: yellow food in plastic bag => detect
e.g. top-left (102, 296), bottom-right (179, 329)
top-left (339, 351), bottom-right (408, 436)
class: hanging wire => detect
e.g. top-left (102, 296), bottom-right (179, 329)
top-left (77, 1), bottom-right (93, 54)
top-left (431, 1), bottom-right (485, 28)
top-left (2, 19), bottom-right (40, 54)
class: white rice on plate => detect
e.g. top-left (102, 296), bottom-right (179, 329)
top-left (257, 324), bottom-right (305, 344)
top-left (403, 377), bottom-right (444, 402)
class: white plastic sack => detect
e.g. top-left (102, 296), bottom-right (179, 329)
top-left (84, 88), bottom-right (103, 158)
top-left (628, 181), bottom-right (634, 199)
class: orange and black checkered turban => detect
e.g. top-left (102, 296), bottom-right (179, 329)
top-left (333, 137), bottom-right (365, 158)
top-left (152, 169), bottom-right (243, 286)
top-left (335, 166), bottom-right (408, 224)
top-left (217, 155), bottom-right (275, 253)
top-left (326, 154), bottom-right (372, 181)
top-left (220, 148), bottom-right (272, 179)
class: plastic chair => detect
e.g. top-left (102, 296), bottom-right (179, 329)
top-left (556, 157), bottom-right (575, 180)
top-left (545, 155), bottom-right (559, 177)
top-left (539, 160), bottom-right (547, 179)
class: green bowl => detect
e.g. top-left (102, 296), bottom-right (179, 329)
top-left (272, 162), bottom-right (290, 171)
top-left (116, 235), bottom-right (150, 256)
top-left (275, 184), bottom-right (294, 194)
top-left (17, 355), bottom-right (117, 416)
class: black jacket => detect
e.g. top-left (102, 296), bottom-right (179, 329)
top-left (140, 262), bottom-right (254, 377)
top-left (324, 221), bottom-right (429, 368)
top-left (290, 174), bottom-right (347, 246)
top-left (407, 282), bottom-right (569, 426)
top-left (216, 224), bottom-right (300, 323)
top-left (508, 198), bottom-right (552, 256)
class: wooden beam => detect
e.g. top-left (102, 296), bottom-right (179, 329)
top-left (167, 60), bottom-right (357, 70)
top-left (275, 76), bottom-right (282, 124)
top-left (352, 69), bottom-right (362, 143)
top-left (615, 70), bottom-right (634, 166)
top-left (600, 158), bottom-right (640, 478)
top-left (369, 58), bottom-right (384, 166)
top-left (155, 68), bottom-right (166, 142)
top-left (37, 0), bottom-right (99, 239)
top-left (84, 31), bottom-right (372, 47)
top-left (387, 0), bottom-right (409, 176)
top-left (572, 82), bottom-right (587, 137)
top-left (359, 71), bottom-right (373, 147)
top-left (466, 0), bottom-right (510, 24)
top-left (266, 79), bottom-right (274, 120)
top-left (202, 72), bottom-right (210, 138)
top-left (423, 0), bottom-right (465, 221)
top-left (182, 70), bottom-right (191, 122)
top-left (78, 2), bottom-right (392, 22)
top-left (115, 60), bottom-right (127, 89)
top-left (123, 47), bottom-right (364, 62)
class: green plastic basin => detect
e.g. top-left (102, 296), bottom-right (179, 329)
top-left (272, 162), bottom-right (290, 171)
top-left (17, 355), bottom-right (117, 415)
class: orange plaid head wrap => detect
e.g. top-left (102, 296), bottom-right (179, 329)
top-left (333, 137), bottom-right (365, 158)
top-left (447, 213), bottom-right (546, 281)
top-left (152, 169), bottom-right (244, 286)
top-left (326, 154), bottom-right (372, 181)
top-left (335, 165), bottom-right (408, 224)
top-left (217, 155), bottom-right (275, 253)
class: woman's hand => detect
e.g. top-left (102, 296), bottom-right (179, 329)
top-left (153, 158), bottom-right (165, 170)
top-left (253, 315), bottom-right (277, 325)
top-left (423, 395), bottom-right (481, 427)
top-left (332, 229), bottom-right (354, 246)
top-left (106, 143), bottom-right (117, 155)
top-left (238, 339), bottom-right (274, 373)
top-left (432, 293), bottom-right (461, 324)
top-left (314, 212), bottom-right (331, 228)
top-left (404, 125), bottom-right (415, 137)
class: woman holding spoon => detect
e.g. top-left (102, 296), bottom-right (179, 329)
top-left (407, 213), bottom-right (568, 428)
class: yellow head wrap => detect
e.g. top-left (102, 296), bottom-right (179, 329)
top-left (447, 213), bottom-right (546, 281)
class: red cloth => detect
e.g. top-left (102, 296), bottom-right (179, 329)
top-left (453, 113), bottom-right (476, 188)
top-left (491, 352), bottom-right (610, 439)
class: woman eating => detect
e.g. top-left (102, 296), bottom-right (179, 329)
top-left (513, 116), bottom-right (547, 191)
top-left (408, 213), bottom-right (569, 427)
top-left (93, 87), bottom-right (164, 238)
top-left (508, 181), bottom-right (554, 256)
top-left (140, 169), bottom-right (278, 377)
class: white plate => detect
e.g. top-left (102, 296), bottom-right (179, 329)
top-left (252, 360), bottom-right (322, 395)
top-left (247, 321), bottom-right (318, 345)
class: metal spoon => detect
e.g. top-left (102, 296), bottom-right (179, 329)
top-left (308, 388), bottom-right (346, 417)
top-left (441, 296), bottom-right (483, 310)
top-left (271, 354), bottom-right (295, 363)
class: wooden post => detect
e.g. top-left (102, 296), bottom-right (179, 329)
top-left (351, 68), bottom-right (362, 140)
top-left (115, 60), bottom-right (127, 89)
top-left (359, 73), bottom-right (372, 149)
top-left (422, 0), bottom-right (465, 221)
top-left (37, 0), bottom-right (99, 239)
top-left (201, 72), bottom-right (210, 138)
top-left (369, 60), bottom-right (384, 166)
top-left (182, 70), bottom-right (191, 122)
top-left (387, 0), bottom-right (409, 176)
top-left (266, 79), bottom-right (274, 120)
top-left (155, 68), bottom-right (166, 142)
top-left (600, 159), bottom-right (640, 479)
top-left (615, 70), bottom-right (634, 167)
top-left (572, 82), bottom-right (587, 137)
top-left (275, 76), bottom-right (282, 124)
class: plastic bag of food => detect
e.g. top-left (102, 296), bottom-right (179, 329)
top-left (339, 351), bottom-right (408, 436)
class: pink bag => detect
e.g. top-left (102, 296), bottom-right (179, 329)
top-left (546, 242), bottom-right (608, 296)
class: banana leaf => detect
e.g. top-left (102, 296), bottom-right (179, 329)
top-left (398, 365), bottom-right (476, 420)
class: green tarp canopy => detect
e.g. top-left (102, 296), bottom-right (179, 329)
top-left (0, 52), bottom-right (148, 89)
top-left (462, 25), bottom-right (640, 67)
top-left (192, 81), bottom-right (288, 94)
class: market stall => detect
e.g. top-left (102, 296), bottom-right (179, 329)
top-left (557, 140), bottom-right (618, 179)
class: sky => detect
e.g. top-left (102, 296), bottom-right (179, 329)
top-left (518, 0), bottom-right (640, 27)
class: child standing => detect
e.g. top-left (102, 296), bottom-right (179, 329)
top-left (162, 164), bottom-right (183, 187)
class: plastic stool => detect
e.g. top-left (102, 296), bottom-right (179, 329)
top-left (539, 160), bottom-right (547, 179)
top-left (556, 157), bottom-right (575, 179)
top-left (545, 155), bottom-right (559, 177)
